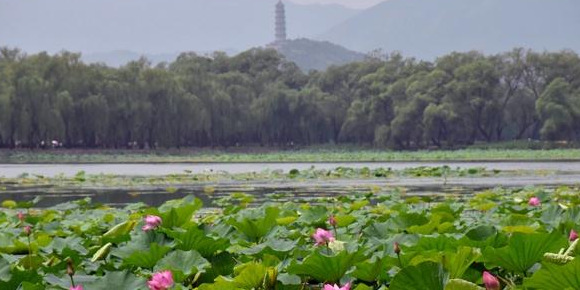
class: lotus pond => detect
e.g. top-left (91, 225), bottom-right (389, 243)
top-left (0, 183), bottom-right (579, 289)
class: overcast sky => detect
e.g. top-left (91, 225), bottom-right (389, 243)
top-left (289, 0), bottom-right (385, 9)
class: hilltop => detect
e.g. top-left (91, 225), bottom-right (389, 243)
top-left (275, 38), bottom-right (365, 71)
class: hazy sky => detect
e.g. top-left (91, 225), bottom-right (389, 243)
top-left (289, 0), bottom-right (385, 9)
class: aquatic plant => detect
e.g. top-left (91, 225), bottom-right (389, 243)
top-left (0, 186), bottom-right (578, 289)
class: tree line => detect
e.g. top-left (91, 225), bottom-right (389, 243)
top-left (0, 47), bottom-right (579, 149)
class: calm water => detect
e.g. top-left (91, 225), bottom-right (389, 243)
top-left (2, 174), bottom-right (580, 208)
top-left (2, 162), bottom-right (579, 207)
top-left (1, 161), bottom-right (580, 177)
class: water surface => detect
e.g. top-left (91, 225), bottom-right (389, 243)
top-left (2, 161), bottom-right (579, 177)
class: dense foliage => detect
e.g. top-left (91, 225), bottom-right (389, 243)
top-left (0, 47), bottom-right (579, 149)
top-left (0, 187), bottom-right (579, 289)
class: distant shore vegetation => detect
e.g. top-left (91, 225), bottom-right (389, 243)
top-left (3, 147), bottom-right (580, 163)
top-left (0, 47), bottom-right (579, 150)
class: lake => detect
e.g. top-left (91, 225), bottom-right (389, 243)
top-left (2, 161), bottom-right (580, 177)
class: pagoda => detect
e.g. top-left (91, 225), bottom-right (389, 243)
top-left (275, 0), bottom-right (287, 44)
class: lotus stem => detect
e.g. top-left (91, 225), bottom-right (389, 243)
top-left (27, 235), bottom-right (32, 268)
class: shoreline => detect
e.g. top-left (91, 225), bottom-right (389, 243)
top-left (3, 148), bottom-right (580, 164)
top-left (3, 159), bottom-right (580, 165)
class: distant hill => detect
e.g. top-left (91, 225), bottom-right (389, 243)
top-left (0, 0), bottom-right (357, 54)
top-left (81, 39), bottom-right (365, 71)
top-left (276, 38), bottom-right (365, 71)
top-left (277, 38), bottom-right (365, 72)
top-left (319, 0), bottom-right (580, 59)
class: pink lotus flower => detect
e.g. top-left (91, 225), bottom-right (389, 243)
top-left (147, 270), bottom-right (174, 290)
top-left (570, 229), bottom-right (578, 241)
top-left (328, 215), bottom-right (337, 227)
top-left (323, 282), bottom-right (351, 290)
top-left (142, 215), bottom-right (162, 232)
top-left (70, 285), bottom-right (83, 290)
top-left (312, 228), bottom-right (335, 246)
top-left (483, 271), bottom-right (500, 290)
top-left (528, 197), bottom-right (541, 207)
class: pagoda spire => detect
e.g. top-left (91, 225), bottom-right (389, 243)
top-left (275, 0), bottom-right (287, 43)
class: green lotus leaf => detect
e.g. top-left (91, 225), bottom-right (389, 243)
top-left (464, 226), bottom-right (497, 241)
top-left (354, 284), bottom-right (373, 290)
top-left (240, 238), bottom-right (297, 257)
top-left (484, 232), bottom-right (567, 274)
top-left (19, 281), bottom-right (44, 290)
top-left (86, 270), bottom-right (147, 290)
top-left (277, 273), bottom-right (301, 285)
top-left (102, 220), bottom-right (137, 244)
top-left (228, 207), bottom-right (280, 242)
top-left (390, 262), bottom-right (448, 290)
top-left (525, 258), bottom-right (580, 289)
top-left (445, 279), bottom-right (485, 290)
top-left (446, 247), bottom-right (481, 279)
top-left (413, 235), bottom-right (459, 252)
top-left (335, 215), bottom-right (357, 227)
top-left (168, 227), bottom-right (230, 257)
top-left (197, 278), bottom-right (243, 290)
top-left (0, 268), bottom-right (42, 289)
top-left (199, 252), bottom-right (237, 284)
top-left (0, 258), bottom-right (10, 282)
top-left (44, 274), bottom-right (98, 289)
top-left (296, 205), bottom-right (328, 225)
top-left (159, 196), bottom-right (203, 229)
top-left (233, 262), bottom-right (268, 289)
top-left (46, 237), bottom-right (88, 255)
top-left (155, 250), bottom-right (210, 283)
top-left (408, 214), bottom-right (443, 234)
top-left (353, 256), bottom-right (392, 283)
top-left (363, 221), bottom-right (391, 239)
top-left (287, 247), bottom-right (366, 283)
top-left (120, 243), bottom-right (171, 269)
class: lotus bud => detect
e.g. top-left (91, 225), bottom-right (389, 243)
top-left (24, 225), bottom-right (32, 236)
top-left (394, 242), bottom-right (401, 255)
top-left (328, 215), bottom-right (337, 227)
top-left (482, 271), bottom-right (500, 290)
top-left (264, 267), bottom-right (278, 289)
top-left (17, 211), bottom-right (25, 222)
top-left (66, 259), bottom-right (75, 277)
top-left (570, 229), bottom-right (578, 242)
top-left (70, 286), bottom-right (83, 290)
top-left (91, 243), bottom-right (112, 262)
